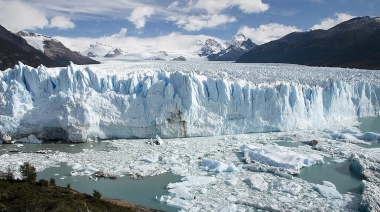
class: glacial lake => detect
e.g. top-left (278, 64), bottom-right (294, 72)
top-left (358, 117), bottom-right (380, 134)
top-left (1, 117), bottom-right (379, 210)
top-left (356, 117), bottom-right (380, 148)
top-left (37, 164), bottom-right (181, 212)
top-left (297, 157), bottom-right (362, 194)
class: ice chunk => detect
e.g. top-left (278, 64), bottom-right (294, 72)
top-left (139, 153), bottom-right (160, 163)
top-left (168, 186), bottom-right (194, 200)
top-left (155, 135), bottom-right (164, 145)
top-left (200, 158), bottom-right (238, 172)
top-left (240, 144), bottom-right (323, 172)
top-left (72, 163), bottom-right (83, 170)
top-left (244, 174), bottom-right (268, 191)
top-left (17, 134), bottom-right (42, 144)
top-left (167, 176), bottom-right (216, 189)
top-left (314, 182), bottom-right (342, 199)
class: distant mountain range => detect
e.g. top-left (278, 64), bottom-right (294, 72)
top-left (236, 16), bottom-right (380, 70)
top-left (0, 25), bottom-right (99, 71)
top-left (199, 34), bottom-right (256, 61)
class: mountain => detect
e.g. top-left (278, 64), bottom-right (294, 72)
top-left (18, 31), bottom-right (100, 67)
top-left (198, 39), bottom-right (226, 57)
top-left (0, 25), bottom-right (99, 71)
top-left (207, 34), bottom-right (256, 61)
top-left (85, 42), bottom-right (115, 57)
top-left (236, 16), bottom-right (380, 70)
top-left (104, 48), bottom-right (124, 58)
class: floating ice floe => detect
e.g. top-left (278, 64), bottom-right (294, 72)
top-left (17, 134), bottom-right (42, 144)
top-left (244, 174), bottom-right (268, 191)
top-left (200, 158), bottom-right (238, 172)
top-left (240, 144), bottom-right (324, 174)
top-left (314, 181), bottom-right (342, 199)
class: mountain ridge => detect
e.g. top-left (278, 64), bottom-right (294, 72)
top-left (0, 25), bottom-right (99, 71)
top-left (200, 34), bottom-right (257, 61)
top-left (236, 16), bottom-right (380, 70)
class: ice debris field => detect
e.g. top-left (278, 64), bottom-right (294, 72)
top-left (1, 61), bottom-right (380, 211)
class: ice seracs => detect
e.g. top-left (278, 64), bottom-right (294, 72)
top-left (0, 62), bottom-right (379, 141)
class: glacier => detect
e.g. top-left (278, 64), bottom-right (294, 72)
top-left (0, 61), bottom-right (379, 142)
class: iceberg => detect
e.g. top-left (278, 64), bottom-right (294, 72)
top-left (240, 144), bottom-right (323, 173)
top-left (0, 62), bottom-right (379, 141)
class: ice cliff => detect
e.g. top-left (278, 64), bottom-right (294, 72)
top-left (0, 62), bottom-right (379, 142)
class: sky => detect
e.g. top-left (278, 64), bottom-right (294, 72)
top-left (0, 0), bottom-right (379, 51)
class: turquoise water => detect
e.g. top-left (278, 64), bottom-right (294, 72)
top-left (0, 141), bottom-right (181, 211)
top-left (0, 141), bottom-right (117, 155)
top-left (297, 157), bottom-right (361, 194)
top-left (275, 141), bottom-right (305, 148)
top-left (356, 117), bottom-right (380, 148)
top-left (358, 117), bottom-right (380, 134)
top-left (37, 164), bottom-right (181, 212)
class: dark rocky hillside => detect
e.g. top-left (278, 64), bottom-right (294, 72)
top-left (0, 25), bottom-right (99, 71)
top-left (236, 16), bottom-right (380, 70)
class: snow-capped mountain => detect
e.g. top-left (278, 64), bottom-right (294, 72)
top-left (85, 42), bottom-right (115, 58)
top-left (198, 39), bottom-right (227, 57)
top-left (104, 48), bottom-right (124, 58)
top-left (207, 34), bottom-right (256, 61)
top-left (17, 30), bottom-right (100, 66)
top-left (16, 31), bottom-right (51, 51)
top-left (231, 33), bottom-right (247, 47)
top-left (0, 25), bottom-right (99, 70)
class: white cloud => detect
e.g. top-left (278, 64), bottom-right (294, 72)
top-left (50, 16), bottom-right (75, 29)
top-left (192, 0), bottom-right (269, 14)
top-left (128, 7), bottom-right (155, 29)
top-left (111, 28), bottom-right (128, 38)
top-left (174, 14), bottom-right (236, 31)
top-left (167, 1), bottom-right (179, 10)
top-left (54, 32), bottom-right (225, 55)
top-left (238, 23), bottom-right (301, 45)
top-left (233, 0), bottom-right (270, 13)
top-left (0, 0), bottom-right (49, 31)
top-left (310, 13), bottom-right (356, 30)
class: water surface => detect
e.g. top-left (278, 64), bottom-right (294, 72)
top-left (356, 117), bottom-right (380, 148)
top-left (38, 164), bottom-right (181, 212)
top-left (358, 117), bottom-right (380, 134)
top-left (297, 157), bottom-right (361, 194)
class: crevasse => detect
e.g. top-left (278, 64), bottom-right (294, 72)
top-left (0, 62), bottom-right (379, 141)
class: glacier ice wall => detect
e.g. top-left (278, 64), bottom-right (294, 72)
top-left (0, 62), bottom-right (379, 141)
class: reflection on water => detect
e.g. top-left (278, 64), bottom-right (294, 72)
top-left (38, 164), bottom-right (181, 212)
top-left (297, 157), bottom-right (362, 194)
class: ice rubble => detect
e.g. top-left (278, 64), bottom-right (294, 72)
top-left (1, 61), bottom-right (380, 142)
top-left (2, 126), bottom-right (379, 211)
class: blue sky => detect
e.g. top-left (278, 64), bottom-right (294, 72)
top-left (0, 0), bottom-right (379, 45)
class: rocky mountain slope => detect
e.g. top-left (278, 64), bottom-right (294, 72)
top-left (0, 25), bottom-right (99, 71)
top-left (236, 16), bottom-right (380, 70)
top-left (208, 34), bottom-right (256, 61)
top-left (201, 34), bottom-right (256, 61)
